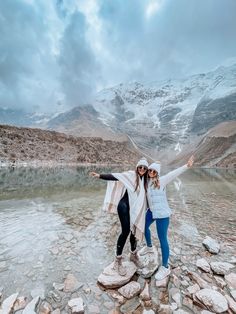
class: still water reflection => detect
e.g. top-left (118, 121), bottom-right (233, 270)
top-left (0, 166), bottom-right (235, 298)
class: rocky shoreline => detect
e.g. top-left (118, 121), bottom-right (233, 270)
top-left (0, 236), bottom-right (235, 314)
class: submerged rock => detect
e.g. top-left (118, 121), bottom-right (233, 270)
top-left (195, 289), bottom-right (228, 313)
top-left (202, 236), bottom-right (220, 254)
top-left (97, 261), bottom-right (137, 289)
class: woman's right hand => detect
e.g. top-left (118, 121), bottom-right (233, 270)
top-left (89, 172), bottom-right (100, 178)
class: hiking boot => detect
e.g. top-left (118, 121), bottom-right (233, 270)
top-left (130, 250), bottom-right (143, 268)
top-left (112, 255), bottom-right (127, 276)
top-left (139, 246), bottom-right (154, 256)
top-left (155, 266), bottom-right (171, 281)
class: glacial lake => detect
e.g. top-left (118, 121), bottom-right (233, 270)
top-left (0, 166), bottom-right (235, 307)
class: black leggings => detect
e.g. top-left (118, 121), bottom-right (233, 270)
top-left (116, 191), bottom-right (137, 256)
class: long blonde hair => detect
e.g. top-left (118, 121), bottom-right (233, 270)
top-left (151, 173), bottom-right (160, 189)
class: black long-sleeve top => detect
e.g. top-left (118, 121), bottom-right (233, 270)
top-left (99, 173), bottom-right (128, 203)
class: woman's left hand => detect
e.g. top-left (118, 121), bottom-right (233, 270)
top-left (187, 155), bottom-right (194, 167)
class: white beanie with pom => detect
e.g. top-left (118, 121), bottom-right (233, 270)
top-left (136, 157), bottom-right (149, 168)
top-left (148, 161), bottom-right (161, 174)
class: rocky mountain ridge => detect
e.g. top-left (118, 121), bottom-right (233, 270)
top-left (0, 124), bottom-right (140, 166)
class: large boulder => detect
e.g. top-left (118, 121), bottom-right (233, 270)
top-left (97, 261), bottom-right (137, 289)
top-left (195, 289), bottom-right (228, 313)
top-left (118, 281), bottom-right (141, 299)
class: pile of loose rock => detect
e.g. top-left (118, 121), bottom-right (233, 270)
top-left (0, 236), bottom-right (235, 313)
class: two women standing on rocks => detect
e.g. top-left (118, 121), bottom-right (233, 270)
top-left (90, 155), bottom-right (194, 280)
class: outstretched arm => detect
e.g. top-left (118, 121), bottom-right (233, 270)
top-left (89, 172), bottom-right (118, 181)
top-left (161, 155), bottom-right (194, 187)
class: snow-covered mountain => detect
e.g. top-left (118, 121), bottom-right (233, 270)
top-left (91, 63), bottom-right (236, 153)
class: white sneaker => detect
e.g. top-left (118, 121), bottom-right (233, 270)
top-left (139, 246), bottom-right (154, 256)
top-left (155, 266), bottom-right (170, 281)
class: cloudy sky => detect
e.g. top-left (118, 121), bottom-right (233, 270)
top-left (0, 0), bottom-right (236, 112)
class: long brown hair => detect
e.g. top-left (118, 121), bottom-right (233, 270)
top-left (134, 168), bottom-right (148, 192)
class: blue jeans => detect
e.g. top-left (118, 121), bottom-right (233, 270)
top-left (145, 208), bottom-right (170, 267)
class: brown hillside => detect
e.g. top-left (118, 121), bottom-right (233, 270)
top-left (0, 124), bottom-right (140, 165)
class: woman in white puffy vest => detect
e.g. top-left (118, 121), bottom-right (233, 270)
top-left (140, 156), bottom-right (194, 281)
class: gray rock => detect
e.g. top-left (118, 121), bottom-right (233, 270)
top-left (140, 281), bottom-right (151, 301)
top-left (210, 261), bottom-right (234, 275)
top-left (68, 297), bottom-right (84, 314)
top-left (202, 236), bottom-right (220, 254)
top-left (195, 289), bottom-right (228, 313)
top-left (120, 296), bottom-right (140, 313)
top-left (225, 294), bottom-right (236, 313)
top-left (98, 261), bottom-right (137, 289)
top-left (230, 289), bottom-right (236, 301)
top-left (196, 258), bottom-right (211, 273)
top-left (118, 281), bottom-right (140, 299)
top-left (225, 273), bottom-right (236, 289)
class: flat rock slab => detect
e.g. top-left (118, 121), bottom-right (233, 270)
top-left (137, 246), bottom-right (159, 278)
top-left (118, 281), bottom-right (140, 299)
top-left (195, 289), bottom-right (228, 313)
top-left (210, 262), bottom-right (234, 275)
top-left (98, 261), bottom-right (137, 289)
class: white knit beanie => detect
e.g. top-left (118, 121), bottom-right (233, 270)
top-left (148, 162), bottom-right (161, 174)
top-left (136, 157), bottom-right (149, 168)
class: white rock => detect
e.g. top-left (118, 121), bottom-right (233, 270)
top-left (158, 304), bottom-right (172, 314)
top-left (196, 258), bottom-right (211, 273)
top-left (137, 246), bottom-right (159, 278)
top-left (155, 276), bottom-right (169, 288)
top-left (173, 310), bottom-right (189, 314)
top-left (225, 294), bottom-right (236, 313)
top-left (22, 296), bottom-right (40, 314)
top-left (118, 281), bottom-right (140, 299)
top-left (142, 309), bottom-right (155, 314)
top-left (68, 297), bottom-right (84, 314)
top-left (225, 273), bottom-right (236, 289)
top-left (140, 281), bottom-right (150, 301)
top-left (187, 284), bottom-right (200, 295)
top-left (200, 311), bottom-right (215, 314)
top-left (202, 236), bottom-right (220, 254)
top-left (98, 261), bottom-right (137, 289)
top-left (195, 289), bottom-right (228, 313)
top-left (0, 293), bottom-right (18, 314)
top-left (210, 262), bottom-right (234, 275)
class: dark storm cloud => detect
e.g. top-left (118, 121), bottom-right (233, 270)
top-left (58, 11), bottom-right (100, 106)
top-left (98, 0), bottom-right (236, 82)
top-left (0, 0), bottom-right (236, 112)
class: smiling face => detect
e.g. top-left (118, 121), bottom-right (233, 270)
top-left (137, 165), bottom-right (148, 177)
top-left (148, 168), bottom-right (158, 178)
